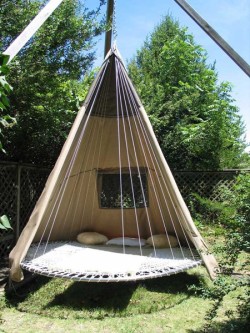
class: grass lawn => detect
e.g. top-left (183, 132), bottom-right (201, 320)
top-left (0, 226), bottom-right (249, 333)
top-left (0, 268), bottom-right (248, 333)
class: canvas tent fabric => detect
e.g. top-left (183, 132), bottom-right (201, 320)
top-left (9, 48), bottom-right (219, 282)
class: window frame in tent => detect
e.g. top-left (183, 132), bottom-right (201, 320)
top-left (97, 167), bottom-right (149, 209)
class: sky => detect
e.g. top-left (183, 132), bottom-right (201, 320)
top-left (85, 0), bottom-right (250, 149)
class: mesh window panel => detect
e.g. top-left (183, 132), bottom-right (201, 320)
top-left (99, 173), bottom-right (148, 208)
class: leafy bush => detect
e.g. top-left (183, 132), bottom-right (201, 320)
top-left (188, 192), bottom-right (235, 226)
top-left (0, 54), bottom-right (16, 153)
top-left (189, 172), bottom-right (250, 253)
top-left (188, 172), bottom-right (250, 331)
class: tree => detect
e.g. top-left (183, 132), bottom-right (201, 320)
top-left (0, 54), bottom-right (16, 153)
top-left (128, 16), bottom-right (249, 170)
top-left (0, 0), bottom-right (105, 165)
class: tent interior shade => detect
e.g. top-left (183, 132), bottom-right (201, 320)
top-left (9, 47), bottom-right (219, 282)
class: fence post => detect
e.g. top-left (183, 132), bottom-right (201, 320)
top-left (16, 165), bottom-right (21, 241)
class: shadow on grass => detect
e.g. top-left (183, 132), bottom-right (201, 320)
top-left (47, 280), bottom-right (138, 312)
top-left (47, 272), bottom-right (201, 308)
top-left (5, 275), bottom-right (52, 306)
top-left (4, 270), bottom-right (204, 319)
top-left (143, 272), bottom-right (202, 294)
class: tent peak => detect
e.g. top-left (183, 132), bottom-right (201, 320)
top-left (104, 43), bottom-right (124, 65)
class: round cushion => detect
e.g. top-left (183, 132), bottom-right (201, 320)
top-left (146, 234), bottom-right (179, 248)
top-left (77, 232), bottom-right (108, 245)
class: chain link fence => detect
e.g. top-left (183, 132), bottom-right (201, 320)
top-left (0, 162), bottom-right (249, 259)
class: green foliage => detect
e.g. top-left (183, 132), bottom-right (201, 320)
top-left (188, 172), bottom-right (250, 331)
top-left (189, 276), bottom-right (249, 333)
top-left (0, 54), bottom-right (16, 153)
top-left (0, 214), bottom-right (12, 231)
top-left (0, 0), bottom-right (105, 165)
top-left (189, 192), bottom-right (236, 227)
top-left (128, 16), bottom-right (249, 170)
top-left (0, 54), bottom-right (11, 110)
top-left (190, 173), bottom-right (250, 253)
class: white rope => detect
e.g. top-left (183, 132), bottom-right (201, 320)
top-left (63, 58), bottom-right (112, 237)
top-left (117, 61), bottom-right (194, 259)
top-left (136, 96), bottom-right (194, 256)
top-left (117, 61), bottom-right (175, 257)
top-left (115, 57), bottom-right (142, 255)
top-left (33, 60), bottom-right (110, 258)
top-left (115, 59), bottom-right (158, 257)
top-left (134, 107), bottom-right (196, 258)
top-left (66, 59), bottom-right (113, 235)
top-left (30, 51), bottom-right (198, 279)
top-left (116, 57), bottom-right (125, 253)
top-left (89, 62), bottom-right (112, 226)
top-left (118, 63), bottom-right (180, 254)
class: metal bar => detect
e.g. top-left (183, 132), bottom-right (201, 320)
top-left (174, 0), bottom-right (250, 77)
top-left (3, 0), bottom-right (64, 64)
top-left (104, 0), bottom-right (114, 58)
top-left (16, 165), bottom-right (21, 240)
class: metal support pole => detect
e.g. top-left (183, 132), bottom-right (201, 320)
top-left (104, 0), bottom-right (114, 58)
top-left (16, 165), bottom-right (21, 240)
top-left (3, 0), bottom-right (64, 64)
top-left (174, 0), bottom-right (250, 77)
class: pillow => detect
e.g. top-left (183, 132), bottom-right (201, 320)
top-left (77, 232), bottom-right (108, 245)
top-left (146, 234), bottom-right (178, 248)
top-left (106, 237), bottom-right (146, 247)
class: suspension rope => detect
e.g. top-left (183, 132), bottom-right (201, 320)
top-left (117, 60), bottom-right (173, 257)
top-left (115, 57), bottom-right (143, 255)
top-left (117, 64), bottom-right (171, 255)
top-left (25, 50), bottom-right (202, 283)
top-left (117, 60), bottom-right (195, 259)
top-left (33, 60), bottom-right (110, 258)
top-left (115, 58), bottom-right (125, 253)
top-left (115, 58), bottom-right (158, 257)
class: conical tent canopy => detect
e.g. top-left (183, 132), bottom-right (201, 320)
top-left (9, 48), bottom-right (218, 282)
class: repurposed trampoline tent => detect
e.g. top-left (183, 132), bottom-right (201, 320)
top-left (9, 46), bottom-right (219, 282)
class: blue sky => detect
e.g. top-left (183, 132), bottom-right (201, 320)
top-left (85, 0), bottom-right (250, 148)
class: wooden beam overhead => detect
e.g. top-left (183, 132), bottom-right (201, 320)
top-left (3, 0), bottom-right (64, 64)
top-left (174, 0), bottom-right (250, 77)
top-left (104, 0), bottom-right (114, 58)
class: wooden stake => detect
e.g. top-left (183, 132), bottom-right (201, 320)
top-left (3, 0), bottom-right (64, 64)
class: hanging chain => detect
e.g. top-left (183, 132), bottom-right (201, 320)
top-left (112, 0), bottom-right (118, 42)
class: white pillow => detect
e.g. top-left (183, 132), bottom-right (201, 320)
top-left (106, 237), bottom-right (146, 247)
top-left (146, 234), bottom-right (179, 248)
top-left (77, 232), bottom-right (108, 245)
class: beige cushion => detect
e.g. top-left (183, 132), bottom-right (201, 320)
top-left (146, 234), bottom-right (179, 248)
top-left (77, 232), bottom-right (108, 245)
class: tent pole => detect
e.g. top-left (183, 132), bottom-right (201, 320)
top-left (3, 0), bottom-right (64, 64)
top-left (174, 0), bottom-right (250, 77)
top-left (104, 0), bottom-right (114, 58)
